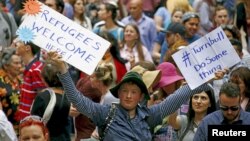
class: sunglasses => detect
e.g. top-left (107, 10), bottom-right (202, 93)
top-left (20, 115), bottom-right (44, 124)
top-left (221, 24), bottom-right (235, 30)
top-left (219, 105), bottom-right (240, 111)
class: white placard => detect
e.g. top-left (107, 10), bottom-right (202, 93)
top-left (17, 1), bottom-right (110, 75)
top-left (172, 27), bottom-right (241, 89)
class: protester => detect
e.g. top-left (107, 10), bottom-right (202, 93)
top-left (121, 0), bottom-right (157, 52)
top-left (120, 23), bottom-right (153, 71)
top-left (93, 31), bottom-right (127, 86)
top-left (162, 22), bottom-right (188, 63)
top-left (31, 60), bottom-right (71, 141)
top-left (13, 38), bottom-right (47, 121)
top-left (211, 5), bottom-right (229, 31)
top-left (193, 82), bottom-right (250, 141)
top-left (168, 85), bottom-right (216, 141)
top-left (130, 64), bottom-right (161, 107)
top-left (85, 62), bottom-right (119, 140)
top-left (19, 115), bottom-right (49, 141)
top-left (152, 10), bottom-right (186, 64)
top-left (0, 47), bottom-right (22, 133)
top-left (182, 11), bottom-right (201, 43)
top-left (72, 0), bottom-right (92, 30)
top-left (151, 62), bottom-right (185, 141)
top-left (153, 1), bottom-right (171, 32)
top-left (229, 67), bottom-right (250, 112)
top-left (93, 1), bottom-right (124, 48)
top-left (0, 102), bottom-right (18, 141)
top-left (192, 0), bottom-right (214, 36)
top-left (46, 51), bottom-right (212, 141)
top-left (44, 0), bottom-right (64, 13)
top-left (73, 73), bottom-right (102, 141)
top-left (221, 24), bottom-right (241, 41)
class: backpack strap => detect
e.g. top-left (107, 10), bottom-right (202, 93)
top-left (99, 103), bottom-right (117, 141)
top-left (42, 88), bottom-right (57, 124)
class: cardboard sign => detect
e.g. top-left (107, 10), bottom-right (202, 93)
top-left (17, 0), bottom-right (110, 75)
top-left (172, 27), bottom-right (241, 89)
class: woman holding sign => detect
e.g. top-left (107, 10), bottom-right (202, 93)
top-left (168, 85), bottom-right (216, 141)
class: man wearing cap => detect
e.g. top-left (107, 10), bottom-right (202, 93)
top-left (154, 22), bottom-right (187, 63)
top-left (48, 52), bottom-right (212, 141)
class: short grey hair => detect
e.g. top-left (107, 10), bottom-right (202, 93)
top-left (0, 47), bottom-right (16, 68)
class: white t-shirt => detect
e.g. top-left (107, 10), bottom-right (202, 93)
top-left (0, 110), bottom-right (18, 141)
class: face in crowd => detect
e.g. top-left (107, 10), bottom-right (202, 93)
top-left (191, 91), bottom-right (211, 114)
top-left (219, 93), bottom-right (240, 122)
top-left (214, 8), bottom-right (229, 26)
top-left (118, 82), bottom-right (143, 111)
top-left (171, 9), bottom-right (184, 23)
top-left (183, 17), bottom-right (200, 38)
top-left (19, 116), bottom-right (49, 141)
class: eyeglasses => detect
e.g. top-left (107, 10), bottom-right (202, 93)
top-left (20, 115), bottom-right (44, 124)
top-left (219, 105), bottom-right (240, 111)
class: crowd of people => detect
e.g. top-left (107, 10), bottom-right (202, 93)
top-left (0, 0), bottom-right (250, 141)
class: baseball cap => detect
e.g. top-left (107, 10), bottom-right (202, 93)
top-left (163, 22), bottom-right (186, 36)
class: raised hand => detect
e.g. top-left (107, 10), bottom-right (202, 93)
top-left (46, 51), bottom-right (68, 74)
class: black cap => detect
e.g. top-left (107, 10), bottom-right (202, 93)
top-left (163, 22), bottom-right (186, 36)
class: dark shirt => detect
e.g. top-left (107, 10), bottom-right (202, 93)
top-left (193, 109), bottom-right (250, 141)
top-left (31, 90), bottom-right (71, 141)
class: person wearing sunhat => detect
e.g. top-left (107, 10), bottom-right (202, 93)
top-left (152, 62), bottom-right (185, 141)
top-left (47, 51), bottom-right (214, 141)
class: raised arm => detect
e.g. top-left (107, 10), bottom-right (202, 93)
top-left (160, 83), bottom-right (212, 118)
top-left (46, 52), bottom-right (109, 125)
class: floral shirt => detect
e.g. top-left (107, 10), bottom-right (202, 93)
top-left (0, 69), bottom-right (22, 133)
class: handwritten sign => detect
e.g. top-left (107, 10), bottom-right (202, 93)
top-left (17, 0), bottom-right (110, 75)
top-left (172, 27), bottom-right (241, 89)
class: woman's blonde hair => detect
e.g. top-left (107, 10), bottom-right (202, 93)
top-left (95, 62), bottom-right (114, 87)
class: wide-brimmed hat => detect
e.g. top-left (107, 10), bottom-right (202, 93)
top-left (131, 65), bottom-right (161, 89)
top-left (110, 71), bottom-right (150, 100)
top-left (154, 62), bottom-right (184, 89)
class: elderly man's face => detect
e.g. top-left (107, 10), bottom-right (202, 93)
top-left (129, 0), bottom-right (142, 20)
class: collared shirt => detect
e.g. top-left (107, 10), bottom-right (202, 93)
top-left (18, 59), bottom-right (46, 121)
top-left (58, 72), bottom-right (211, 141)
top-left (193, 109), bottom-right (250, 141)
top-left (121, 14), bottom-right (157, 52)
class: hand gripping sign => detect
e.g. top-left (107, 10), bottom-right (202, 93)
top-left (17, 0), bottom-right (110, 75)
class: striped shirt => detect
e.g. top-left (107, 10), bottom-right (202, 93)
top-left (18, 60), bottom-right (46, 121)
top-left (59, 72), bottom-right (211, 141)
